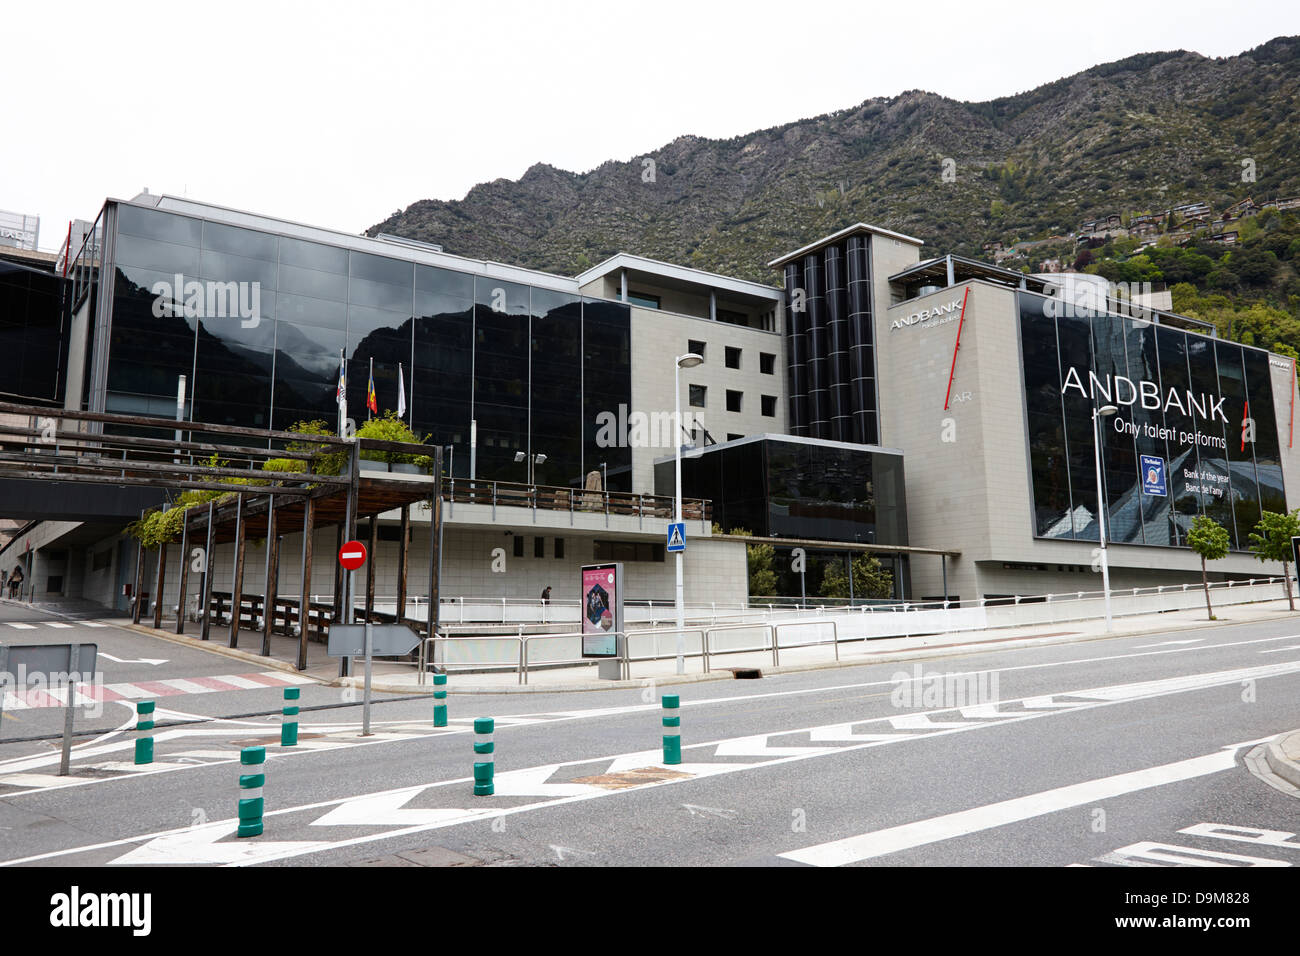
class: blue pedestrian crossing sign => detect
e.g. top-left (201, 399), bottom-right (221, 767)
top-left (667, 522), bottom-right (686, 553)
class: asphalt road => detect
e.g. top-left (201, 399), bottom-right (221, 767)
top-left (2, 602), bottom-right (1299, 868)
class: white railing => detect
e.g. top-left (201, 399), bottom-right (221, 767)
top-left (411, 576), bottom-right (1293, 683)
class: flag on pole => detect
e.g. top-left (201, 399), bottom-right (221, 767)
top-left (366, 357), bottom-right (378, 417)
top-left (397, 363), bottom-right (407, 421)
top-left (335, 350), bottom-right (347, 408)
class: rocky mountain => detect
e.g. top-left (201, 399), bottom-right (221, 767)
top-left (368, 37), bottom-right (1300, 286)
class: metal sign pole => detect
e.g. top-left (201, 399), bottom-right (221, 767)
top-left (58, 644), bottom-right (79, 776)
top-left (362, 619), bottom-right (373, 737)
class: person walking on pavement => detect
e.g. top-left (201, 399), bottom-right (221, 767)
top-left (7, 564), bottom-right (24, 600)
top-left (540, 585), bottom-right (552, 605)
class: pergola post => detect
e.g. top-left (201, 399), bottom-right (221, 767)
top-left (332, 524), bottom-right (344, 627)
top-left (396, 505), bottom-right (410, 624)
top-left (297, 496), bottom-right (315, 671)
top-left (261, 495), bottom-right (279, 657)
top-left (131, 539), bottom-right (144, 624)
top-left (199, 500), bottom-right (215, 641)
top-left (229, 495), bottom-right (246, 648)
top-left (175, 513), bottom-right (190, 634)
top-left (151, 541), bottom-right (167, 629)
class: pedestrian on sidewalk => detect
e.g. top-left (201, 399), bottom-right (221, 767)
top-left (7, 565), bottom-right (24, 600)
top-left (541, 585), bottom-right (552, 605)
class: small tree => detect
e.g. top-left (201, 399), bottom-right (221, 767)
top-left (1248, 509), bottom-right (1300, 611)
top-left (1187, 515), bottom-right (1230, 620)
top-left (818, 553), bottom-right (894, 601)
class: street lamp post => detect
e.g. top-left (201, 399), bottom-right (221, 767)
top-left (513, 450), bottom-right (547, 486)
top-left (674, 352), bottom-right (704, 674)
top-left (1092, 404), bottom-right (1118, 632)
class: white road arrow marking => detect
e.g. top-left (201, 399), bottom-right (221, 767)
top-left (713, 735), bottom-right (839, 757)
top-left (682, 804), bottom-right (736, 820)
top-left (1135, 639), bottom-right (1203, 648)
top-left (99, 652), bottom-right (169, 666)
top-left (311, 788), bottom-right (484, 827)
top-left (110, 822), bottom-right (328, 865)
top-left (888, 714), bottom-right (975, 730)
top-left (807, 723), bottom-right (907, 743)
top-left (490, 765), bottom-right (604, 797)
top-left (780, 747), bottom-right (1241, 867)
top-left (551, 845), bottom-right (594, 861)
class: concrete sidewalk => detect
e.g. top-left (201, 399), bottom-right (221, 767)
top-left (340, 596), bottom-right (1300, 694)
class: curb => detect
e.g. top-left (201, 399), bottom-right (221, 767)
top-left (114, 621), bottom-right (325, 681)
top-left (1264, 730), bottom-right (1300, 790)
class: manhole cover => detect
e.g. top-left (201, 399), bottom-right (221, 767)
top-left (572, 766), bottom-right (693, 790)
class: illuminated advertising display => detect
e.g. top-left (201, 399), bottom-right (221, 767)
top-left (580, 563), bottom-right (624, 657)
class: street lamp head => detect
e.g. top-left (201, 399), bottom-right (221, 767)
top-left (1097, 404), bottom-right (1119, 417)
top-left (676, 353), bottom-right (704, 369)
top-left (534, 453), bottom-right (547, 465)
top-left (513, 451), bottom-right (526, 463)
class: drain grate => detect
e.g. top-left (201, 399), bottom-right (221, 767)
top-left (726, 667), bottom-right (763, 679)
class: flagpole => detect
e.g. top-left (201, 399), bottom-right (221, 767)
top-left (368, 356), bottom-right (374, 421)
top-left (337, 348), bottom-right (345, 438)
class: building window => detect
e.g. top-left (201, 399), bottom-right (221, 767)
top-left (534, 536), bottom-right (545, 558)
top-left (726, 390), bottom-right (743, 412)
top-left (717, 308), bottom-right (749, 327)
top-left (688, 339), bottom-right (706, 360)
top-left (760, 352), bottom-right (776, 374)
top-left (761, 394), bottom-right (777, 417)
top-left (513, 535), bottom-right (524, 558)
top-left (689, 384), bottom-right (707, 408)
top-left (725, 346), bottom-right (741, 369)
top-left (627, 291), bottom-right (660, 309)
top-left (594, 540), bottom-right (665, 562)
top-left (555, 538), bottom-right (565, 559)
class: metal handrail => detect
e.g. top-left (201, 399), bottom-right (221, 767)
top-left (439, 477), bottom-right (710, 521)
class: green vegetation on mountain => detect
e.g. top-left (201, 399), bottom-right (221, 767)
top-left (370, 36), bottom-right (1300, 349)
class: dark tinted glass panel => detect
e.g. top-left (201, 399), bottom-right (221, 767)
top-left (280, 237), bottom-right (348, 274)
top-left (1018, 298), bottom-right (1071, 538)
top-left (416, 265), bottom-right (474, 299)
top-left (278, 262), bottom-right (348, 301)
top-left (1243, 350), bottom-right (1285, 514)
top-left (202, 221), bottom-right (278, 261)
top-left (116, 206), bottom-right (202, 246)
top-left (278, 293), bottom-right (346, 331)
top-left (1019, 291), bottom-right (1282, 552)
top-left (583, 298), bottom-right (631, 492)
top-left (114, 234), bottom-right (201, 274)
top-left (530, 288), bottom-right (582, 487)
top-left (473, 278), bottom-right (529, 481)
top-left (0, 262), bottom-right (67, 403)
top-left (350, 252), bottom-right (413, 289)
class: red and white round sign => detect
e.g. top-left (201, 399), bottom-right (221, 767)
top-left (339, 540), bottom-right (367, 571)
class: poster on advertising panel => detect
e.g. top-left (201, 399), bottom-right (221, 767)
top-left (580, 563), bottom-right (624, 657)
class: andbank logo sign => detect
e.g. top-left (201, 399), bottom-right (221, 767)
top-left (151, 274), bottom-right (261, 328)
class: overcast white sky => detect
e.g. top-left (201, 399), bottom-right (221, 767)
top-left (7, 0), bottom-right (1300, 251)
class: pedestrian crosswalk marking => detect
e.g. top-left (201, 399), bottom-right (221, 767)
top-left (0, 670), bottom-right (318, 710)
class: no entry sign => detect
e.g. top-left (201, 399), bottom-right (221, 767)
top-left (339, 540), bottom-right (367, 571)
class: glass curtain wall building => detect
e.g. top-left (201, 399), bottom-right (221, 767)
top-left (1019, 291), bottom-right (1283, 551)
top-left (80, 200), bottom-right (632, 489)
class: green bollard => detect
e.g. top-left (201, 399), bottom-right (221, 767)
top-left (281, 687), bottom-right (299, 746)
top-left (133, 700), bottom-right (155, 765)
top-left (433, 673), bottom-right (447, 727)
top-left (662, 694), bottom-right (681, 765)
top-left (237, 746), bottom-right (266, 837)
top-left (473, 717), bottom-right (494, 796)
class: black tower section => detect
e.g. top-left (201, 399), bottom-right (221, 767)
top-left (824, 243), bottom-right (851, 442)
top-left (783, 261), bottom-right (808, 436)
top-left (803, 253), bottom-right (829, 438)
top-left (845, 234), bottom-right (879, 445)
